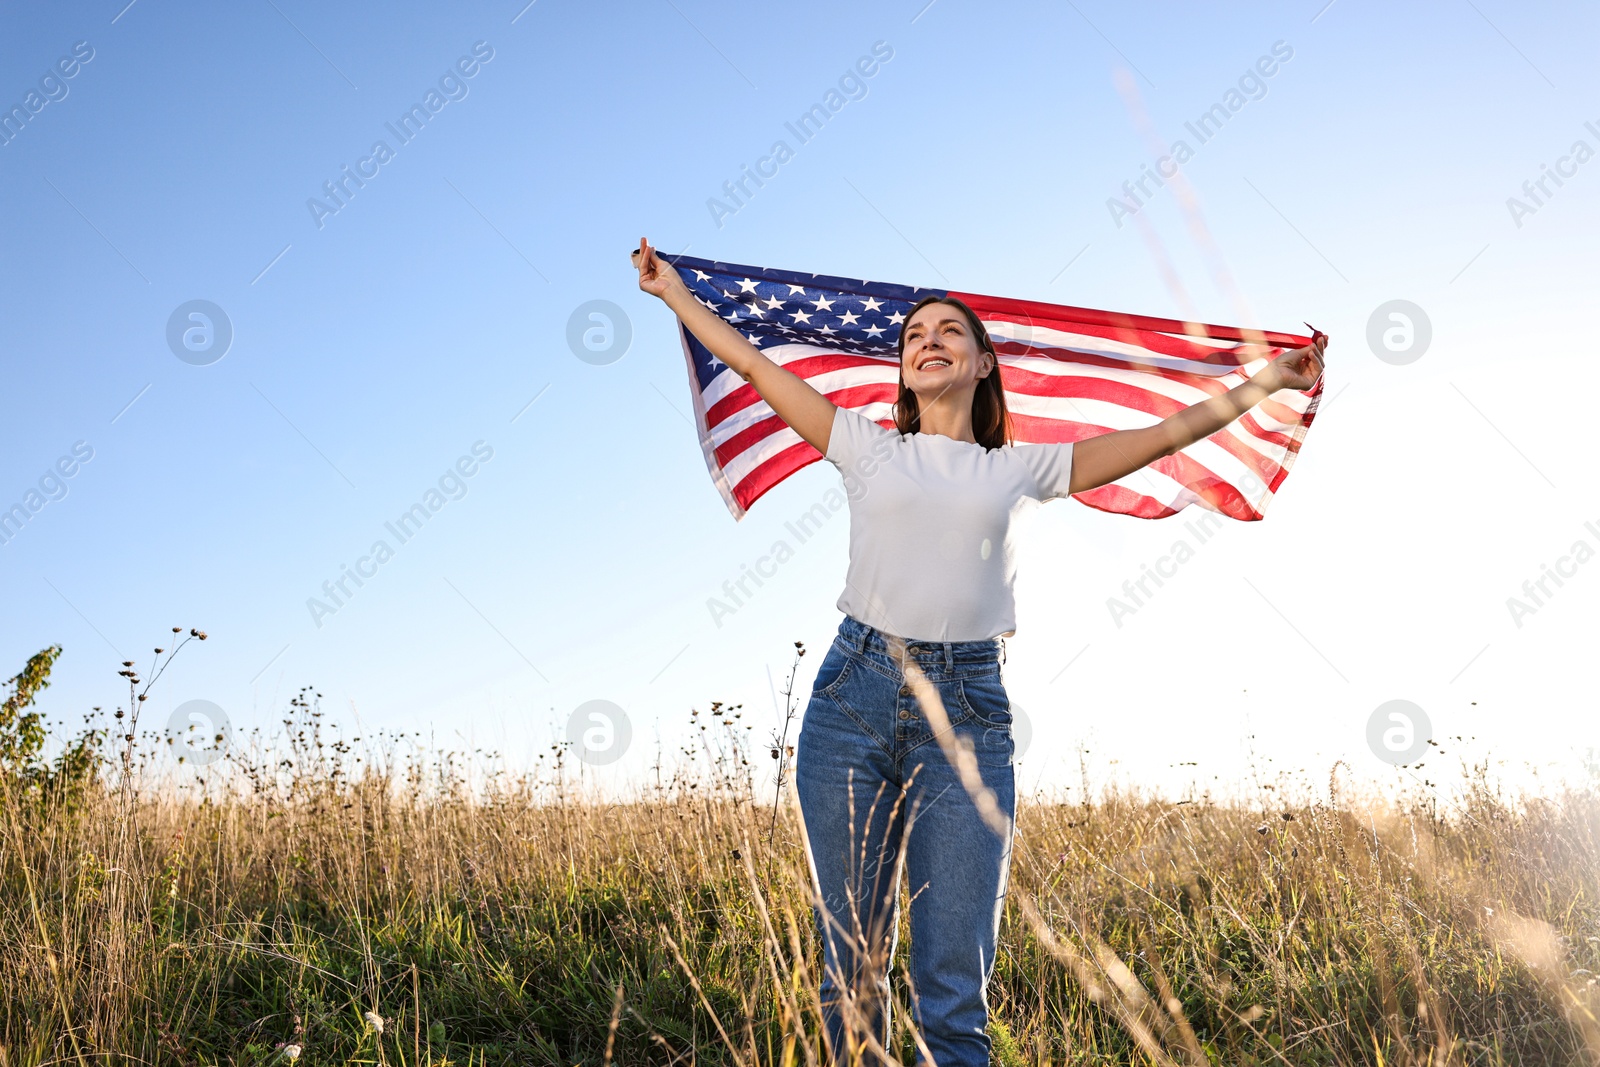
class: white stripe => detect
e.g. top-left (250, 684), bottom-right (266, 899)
top-left (985, 315), bottom-right (1286, 359)
top-left (720, 422), bottom-right (808, 486)
top-left (984, 321), bottom-right (1267, 377)
top-left (699, 341), bottom-right (894, 409)
top-left (1000, 354), bottom-right (1239, 405)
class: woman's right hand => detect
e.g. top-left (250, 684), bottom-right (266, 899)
top-left (631, 237), bottom-right (687, 303)
top-left (628, 235), bottom-right (838, 453)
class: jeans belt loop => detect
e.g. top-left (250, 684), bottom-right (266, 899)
top-left (942, 642), bottom-right (952, 671)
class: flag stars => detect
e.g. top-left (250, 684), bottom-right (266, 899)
top-left (676, 267), bottom-right (926, 397)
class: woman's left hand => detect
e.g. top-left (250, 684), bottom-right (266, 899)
top-left (1264, 330), bottom-right (1328, 391)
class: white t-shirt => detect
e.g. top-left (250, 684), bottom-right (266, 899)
top-left (824, 405), bottom-right (1076, 642)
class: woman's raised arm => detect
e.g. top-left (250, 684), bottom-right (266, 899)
top-left (1067, 332), bottom-right (1328, 495)
top-left (633, 238), bottom-right (837, 455)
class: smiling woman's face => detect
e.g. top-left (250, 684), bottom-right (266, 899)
top-left (900, 301), bottom-right (992, 402)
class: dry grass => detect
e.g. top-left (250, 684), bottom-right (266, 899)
top-left (1, 639), bottom-right (1597, 1066)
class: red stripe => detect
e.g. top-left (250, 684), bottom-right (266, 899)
top-left (705, 351), bottom-right (894, 426)
top-left (1234, 408), bottom-right (1301, 454)
top-left (1071, 482), bottom-right (1179, 520)
top-left (993, 342), bottom-right (1238, 380)
top-left (992, 324), bottom-right (1282, 369)
top-left (951, 290), bottom-right (1312, 350)
top-left (997, 359), bottom-right (1228, 409)
top-left (731, 438), bottom-right (824, 512)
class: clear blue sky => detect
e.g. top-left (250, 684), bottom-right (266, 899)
top-left (3, 0), bottom-right (1595, 799)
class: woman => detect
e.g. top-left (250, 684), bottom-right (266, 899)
top-left (632, 237), bottom-right (1327, 1065)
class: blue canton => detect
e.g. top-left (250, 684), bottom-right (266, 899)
top-left (665, 253), bottom-right (941, 393)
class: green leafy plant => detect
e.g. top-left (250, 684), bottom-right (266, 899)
top-left (0, 645), bottom-right (103, 812)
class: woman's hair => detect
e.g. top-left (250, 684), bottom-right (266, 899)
top-left (892, 294), bottom-right (1013, 449)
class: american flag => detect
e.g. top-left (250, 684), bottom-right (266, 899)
top-left (666, 252), bottom-right (1322, 522)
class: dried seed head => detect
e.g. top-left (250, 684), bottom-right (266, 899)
top-left (364, 1011), bottom-right (385, 1033)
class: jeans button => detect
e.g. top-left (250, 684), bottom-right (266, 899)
top-left (898, 709), bottom-right (910, 720)
top-left (899, 684), bottom-right (911, 696)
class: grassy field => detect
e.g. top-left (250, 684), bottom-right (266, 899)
top-left (2, 638), bottom-right (1597, 1066)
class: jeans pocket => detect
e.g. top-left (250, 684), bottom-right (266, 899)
top-left (811, 641), bottom-right (854, 698)
top-left (959, 671), bottom-right (1012, 728)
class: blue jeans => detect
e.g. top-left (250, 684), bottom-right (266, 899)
top-left (795, 614), bottom-right (1016, 1067)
